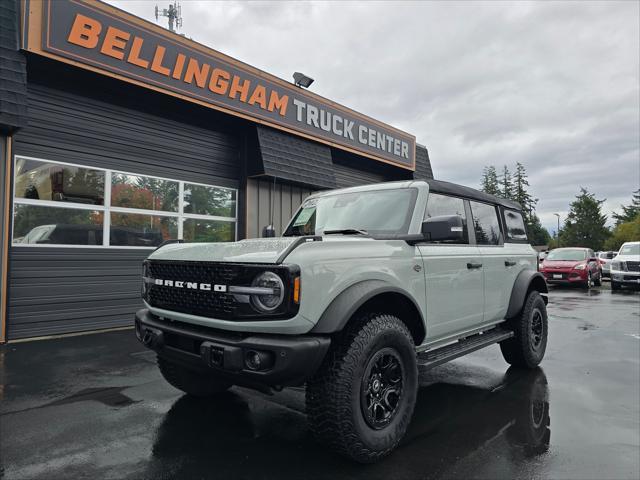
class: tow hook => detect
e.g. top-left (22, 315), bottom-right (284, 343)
top-left (141, 327), bottom-right (164, 349)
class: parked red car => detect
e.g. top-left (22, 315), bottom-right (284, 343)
top-left (541, 247), bottom-right (602, 289)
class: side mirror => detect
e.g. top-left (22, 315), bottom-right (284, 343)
top-left (421, 215), bottom-right (465, 242)
top-left (262, 224), bottom-right (276, 238)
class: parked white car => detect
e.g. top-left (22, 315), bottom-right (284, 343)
top-left (610, 242), bottom-right (640, 290)
top-left (597, 251), bottom-right (616, 278)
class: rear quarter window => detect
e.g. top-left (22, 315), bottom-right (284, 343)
top-left (504, 210), bottom-right (528, 242)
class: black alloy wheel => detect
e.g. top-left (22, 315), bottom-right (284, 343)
top-left (529, 308), bottom-right (544, 352)
top-left (361, 348), bottom-right (404, 429)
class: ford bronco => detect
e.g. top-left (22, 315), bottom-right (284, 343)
top-left (135, 179), bottom-right (548, 463)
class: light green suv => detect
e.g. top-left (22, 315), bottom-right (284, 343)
top-left (135, 179), bottom-right (549, 463)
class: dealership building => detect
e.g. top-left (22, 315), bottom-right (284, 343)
top-left (0, 0), bottom-right (433, 342)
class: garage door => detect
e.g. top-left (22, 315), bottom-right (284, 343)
top-left (7, 81), bottom-right (240, 339)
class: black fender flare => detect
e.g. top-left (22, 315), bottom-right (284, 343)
top-left (506, 270), bottom-right (548, 319)
top-left (309, 279), bottom-right (424, 336)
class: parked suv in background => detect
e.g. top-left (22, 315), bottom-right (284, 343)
top-left (611, 242), bottom-right (640, 290)
top-left (597, 251), bottom-right (616, 278)
top-left (135, 179), bottom-right (548, 463)
top-left (541, 247), bottom-right (602, 289)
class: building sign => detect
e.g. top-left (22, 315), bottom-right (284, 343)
top-left (23, 0), bottom-right (416, 170)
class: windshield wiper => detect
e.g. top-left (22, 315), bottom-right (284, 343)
top-left (323, 228), bottom-right (369, 236)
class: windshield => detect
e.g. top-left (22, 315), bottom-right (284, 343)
top-left (546, 249), bottom-right (587, 261)
top-left (619, 243), bottom-right (640, 256)
top-left (284, 188), bottom-right (418, 237)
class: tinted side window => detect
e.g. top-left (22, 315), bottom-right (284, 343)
top-left (504, 209), bottom-right (528, 242)
top-left (469, 201), bottom-right (502, 245)
top-left (424, 193), bottom-right (468, 243)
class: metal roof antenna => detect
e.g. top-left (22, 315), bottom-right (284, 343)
top-left (155, 2), bottom-right (183, 33)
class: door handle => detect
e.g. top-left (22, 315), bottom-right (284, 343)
top-left (505, 260), bottom-right (517, 267)
top-left (467, 262), bottom-right (483, 269)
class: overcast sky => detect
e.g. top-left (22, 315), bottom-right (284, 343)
top-left (107, 0), bottom-right (639, 234)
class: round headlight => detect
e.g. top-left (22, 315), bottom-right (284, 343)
top-left (251, 272), bottom-right (285, 312)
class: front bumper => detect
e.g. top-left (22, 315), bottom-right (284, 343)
top-left (611, 272), bottom-right (640, 285)
top-left (542, 269), bottom-right (587, 284)
top-left (135, 309), bottom-right (330, 389)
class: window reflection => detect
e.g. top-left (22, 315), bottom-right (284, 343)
top-left (184, 184), bottom-right (236, 217)
top-left (110, 213), bottom-right (178, 247)
top-left (183, 219), bottom-right (235, 243)
top-left (469, 201), bottom-right (502, 245)
top-left (14, 158), bottom-right (104, 205)
top-left (505, 210), bottom-right (527, 241)
top-left (13, 158), bottom-right (238, 248)
top-left (111, 173), bottom-right (179, 212)
top-left (14, 205), bottom-right (104, 245)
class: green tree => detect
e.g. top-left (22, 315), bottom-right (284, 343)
top-left (480, 166), bottom-right (500, 196)
top-left (604, 214), bottom-right (640, 251)
top-left (559, 188), bottom-right (611, 250)
top-left (513, 163), bottom-right (536, 216)
top-left (500, 165), bottom-right (514, 200)
top-left (527, 214), bottom-right (552, 246)
top-left (612, 190), bottom-right (640, 226)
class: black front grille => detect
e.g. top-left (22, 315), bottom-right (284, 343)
top-left (145, 261), bottom-right (256, 320)
top-left (626, 261), bottom-right (640, 272)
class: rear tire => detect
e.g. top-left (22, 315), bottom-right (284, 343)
top-left (500, 291), bottom-right (548, 369)
top-left (157, 356), bottom-right (232, 397)
top-left (306, 313), bottom-right (418, 463)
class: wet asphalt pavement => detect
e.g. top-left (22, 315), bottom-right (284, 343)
top-left (1, 284), bottom-right (639, 480)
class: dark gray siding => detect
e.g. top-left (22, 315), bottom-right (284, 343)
top-left (14, 83), bottom-right (240, 186)
top-left (246, 178), bottom-right (314, 238)
top-left (414, 144), bottom-right (434, 180)
top-left (255, 126), bottom-right (336, 189)
top-left (333, 162), bottom-right (386, 188)
top-left (7, 78), bottom-right (241, 339)
top-left (7, 248), bottom-right (146, 339)
top-left (1, 135), bottom-right (7, 341)
top-left (0, 0), bottom-right (28, 132)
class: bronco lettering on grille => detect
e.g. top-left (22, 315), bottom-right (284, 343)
top-left (153, 278), bottom-right (227, 292)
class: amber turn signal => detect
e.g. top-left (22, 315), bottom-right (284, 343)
top-left (293, 276), bottom-right (300, 304)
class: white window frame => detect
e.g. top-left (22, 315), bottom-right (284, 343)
top-left (12, 155), bottom-right (238, 249)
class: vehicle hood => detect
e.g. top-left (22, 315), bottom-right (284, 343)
top-left (542, 260), bottom-right (584, 269)
top-left (148, 237), bottom-right (301, 264)
top-left (147, 236), bottom-right (370, 264)
top-left (613, 254), bottom-right (640, 263)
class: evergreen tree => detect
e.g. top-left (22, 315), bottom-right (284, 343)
top-left (527, 214), bottom-right (552, 246)
top-left (559, 188), bottom-right (611, 250)
top-left (513, 162), bottom-right (537, 218)
top-left (500, 165), bottom-right (513, 200)
top-left (480, 166), bottom-right (500, 196)
top-left (612, 190), bottom-right (640, 226)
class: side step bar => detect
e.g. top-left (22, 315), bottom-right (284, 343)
top-left (417, 328), bottom-right (514, 370)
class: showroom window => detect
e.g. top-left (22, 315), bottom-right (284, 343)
top-left (12, 156), bottom-right (237, 247)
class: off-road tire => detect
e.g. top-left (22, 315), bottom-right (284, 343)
top-left (157, 356), bottom-right (232, 397)
top-left (500, 291), bottom-right (548, 369)
top-left (611, 280), bottom-right (621, 291)
top-left (306, 313), bottom-right (418, 463)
